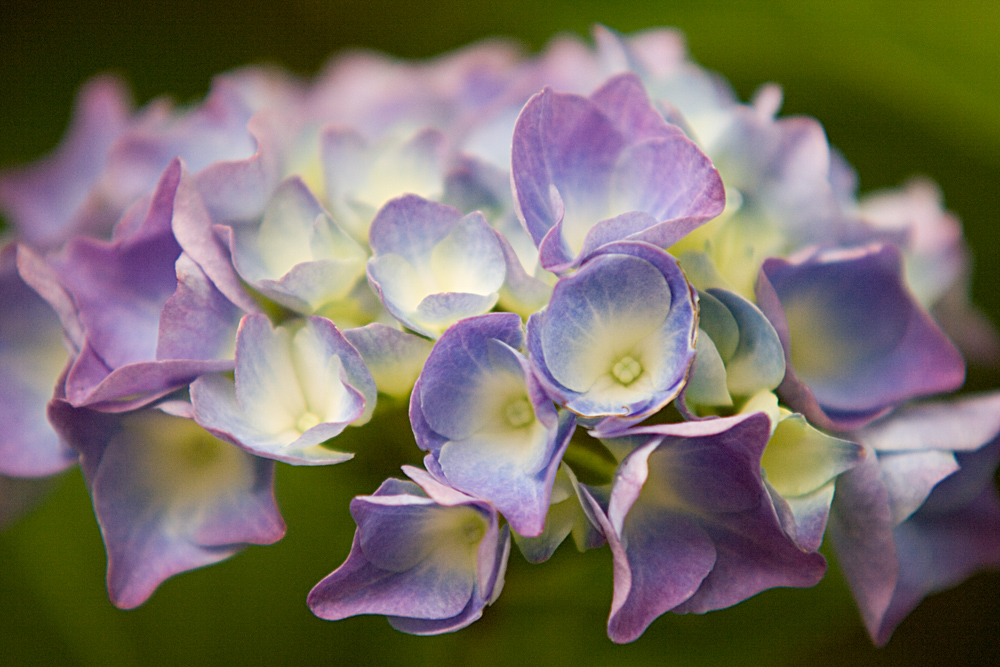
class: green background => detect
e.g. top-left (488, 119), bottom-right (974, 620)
top-left (1, 1), bottom-right (998, 665)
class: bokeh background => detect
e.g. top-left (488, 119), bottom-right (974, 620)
top-left (1, 1), bottom-right (998, 665)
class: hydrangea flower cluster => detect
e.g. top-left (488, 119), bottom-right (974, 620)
top-left (2, 25), bottom-right (999, 646)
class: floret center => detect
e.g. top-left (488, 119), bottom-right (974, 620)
top-left (297, 411), bottom-right (321, 433)
top-left (461, 516), bottom-right (486, 545)
top-left (612, 356), bottom-right (643, 385)
top-left (504, 397), bottom-right (535, 428)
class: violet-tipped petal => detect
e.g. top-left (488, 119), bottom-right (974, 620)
top-left (307, 472), bottom-right (509, 634)
top-left (47, 401), bottom-right (285, 609)
top-left (527, 242), bottom-right (696, 420)
top-left (411, 313), bottom-right (574, 537)
top-left (757, 244), bottom-right (965, 431)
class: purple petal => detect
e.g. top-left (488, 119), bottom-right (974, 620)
top-left (827, 449), bottom-right (900, 641)
top-left (47, 400), bottom-right (285, 609)
top-left (757, 244), bottom-right (965, 431)
top-left (308, 475), bottom-right (508, 634)
top-left (513, 465), bottom-right (593, 562)
top-left (511, 73), bottom-right (723, 270)
top-left (512, 86), bottom-right (621, 248)
top-left (589, 72), bottom-right (683, 143)
top-left (367, 196), bottom-right (505, 337)
top-left (859, 392), bottom-right (1000, 453)
top-left (873, 439), bottom-right (1000, 645)
top-left (0, 246), bottom-right (75, 476)
top-left (186, 109), bottom-right (285, 223)
top-left (191, 373), bottom-right (356, 466)
top-left (411, 313), bottom-right (574, 536)
top-left (413, 313), bottom-right (525, 442)
top-left (609, 508), bottom-right (715, 643)
top-left (608, 136), bottom-right (724, 241)
top-left (53, 162), bottom-right (184, 370)
top-left (859, 179), bottom-right (965, 307)
top-left (877, 450), bottom-right (959, 525)
top-left (600, 413), bottom-right (825, 641)
top-left (0, 75), bottom-right (132, 249)
top-left (880, 484), bottom-right (1000, 645)
top-left (193, 314), bottom-right (374, 464)
top-left (15, 244), bottom-right (85, 352)
top-left (155, 253), bottom-right (243, 361)
top-left (529, 242), bottom-right (696, 419)
top-left (31, 160), bottom-right (245, 410)
top-left (172, 164), bottom-right (262, 314)
top-left (711, 107), bottom-right (843, 245)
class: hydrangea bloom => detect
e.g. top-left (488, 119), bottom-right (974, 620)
top-left (191, 313), bottom-right (377, 464)
top-left (410, 313), bottom-right (575, 535)
top-left (1, 24), bottom-right (997, 649)
top-left (47, 398), bottom-right (284, 609)
top-left (308, 467), bottom-right (509, 634)
top-left (588, 413), bottom-right (827, 643)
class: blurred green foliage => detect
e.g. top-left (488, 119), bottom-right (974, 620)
top-left (1, 1), bottom-right (998, 665)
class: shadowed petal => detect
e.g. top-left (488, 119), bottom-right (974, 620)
top-left (757, 244), bottom-right (965, 431)
top-left (596, 413), bottom-right (825, 642)
top-left (308, 474), bottom-right (508, 635)
top-left (47, 401), bottom-right (284, 609)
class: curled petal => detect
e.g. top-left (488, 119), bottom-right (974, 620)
top-left (308, 474), bottom-right (508, 634)
top-left (511, 73), bottom-right (723, 271)
top-left (596, 413), bottom-right (826, 642)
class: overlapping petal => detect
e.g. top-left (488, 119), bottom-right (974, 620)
top-left (761, 412), bottom-right (864, 550)
top-left (29, 161), bottom-right (245, 411)
top-left (227, 177), bottom-right (369, 315)
top-left (590, 413), bottom-right (826, 643)
top-left (191, 314), bottom-right (376, 465)
top-left (879, 439), bottom-right (1000, 644)
top-left (829, 392), bottom-right (1000, 644)
top-left (511, 72), bottom-right (724, 272)
top-left (366, 195), bottom-right (506, 338)
top-left (590, 25), bottom-right (737, 151)
top-left (756, 244), bottom-right (965, 431)
top-left (410, 313), bottom-right (575, 536)
top-left (512, 464), bottom-right (604, 563)
top-left (527, 241), bottom-right (696, 420)
top-left (308, 468), bottom-right (509, 634)
top-left (322, 128), bottom-right (448, 242)
top-left (1, 22), bottom-right (997, 649)
top-left (0, 245), bottom-right (75, 477)
top-left (47, 399), bottom-right (285, 609)
top-left (683, 287), bottom-right (785, 413)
